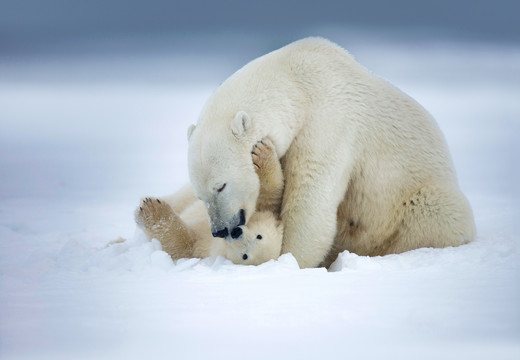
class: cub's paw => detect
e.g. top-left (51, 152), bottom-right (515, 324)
top-left (134, 197), bottom-right (174, 231)
top-left (252, 138), bottom-right (277, 174)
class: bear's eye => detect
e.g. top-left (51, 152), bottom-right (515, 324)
top-left (217, 183), bottom-right (226, 193)
top-left (257, 235), bottom-right (262, 240)
top-left (242, 254), bottom-right (248, 260)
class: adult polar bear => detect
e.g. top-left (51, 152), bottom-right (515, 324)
top-left (184, 37), bottom-right (475, 268)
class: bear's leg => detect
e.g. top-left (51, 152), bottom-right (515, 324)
top-left (251, 139), bottom-right (284, 215)
top-left (280, 155), bottom-right (348, 268)
top-left (279, 134), bottom-right (352, 268)
top-left (387, 183), bottom-right (476, 254)
top-left (135, 197), bottom-right (196, 259)
top-left (161, 183), bottom-right (198, 214)
top-left (281, 194), bottom-right (340, 268)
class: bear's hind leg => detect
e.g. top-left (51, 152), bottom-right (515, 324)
top-left (388, 183), bottom-right (476, 254)
top-left (135, 197), bottom-right (195, 259)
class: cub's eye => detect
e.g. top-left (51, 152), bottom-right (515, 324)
top-left (217, 183), bottom-right (226, 193)
top-left (242, 254), bottom-right (248, 260)
top-left (256, 235), bottom-right (262, 240)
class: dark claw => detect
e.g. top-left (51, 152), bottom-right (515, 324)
top-left (140, 207), bottom-right (143, 212)
top-left (157, 199), bottom-right (161, 204)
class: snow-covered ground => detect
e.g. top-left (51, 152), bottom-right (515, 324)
top-left (1, 35), bottom-right (519, 359)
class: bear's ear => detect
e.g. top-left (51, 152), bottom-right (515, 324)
top-left (231, 111), bottom-right (251, 139)
top-left (187, 124), bottom-right (196, 141)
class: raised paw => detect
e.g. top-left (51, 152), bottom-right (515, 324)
top-left (251, 138), bottom-right (278, 175)
top-left (134, 197), bottom-right (174, 232)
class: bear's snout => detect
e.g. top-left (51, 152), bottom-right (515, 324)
top-left (210, 209), bottom-right (245, 239)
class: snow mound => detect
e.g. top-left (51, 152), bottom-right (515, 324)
top-left (329, 235), bottom-right (519, 273)
top-left (52, 227), bottom-right (304, 276)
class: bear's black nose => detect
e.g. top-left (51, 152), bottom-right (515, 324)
top-left (230, 227), bottom-right (243, 239)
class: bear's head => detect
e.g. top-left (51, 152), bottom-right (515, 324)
top-left (187, 111), bottom-right (260, 239)
top-left (223, 211), bottom-right (283, 265)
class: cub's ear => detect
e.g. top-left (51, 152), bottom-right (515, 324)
top-left (187, 124), bottom-right (196, 141)
top-left (231, 111), bottom-right (251, 138)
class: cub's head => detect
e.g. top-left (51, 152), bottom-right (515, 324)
top-left (187, 111), bottom-right (260, 239)
top-left (223, 211), bottom-right (283, 265)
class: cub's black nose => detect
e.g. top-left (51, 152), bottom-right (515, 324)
top-left (230, 227), bottom-right (243, 239)
top-left (212, 228), bottom-right (229, 238)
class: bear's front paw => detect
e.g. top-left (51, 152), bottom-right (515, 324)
top-left (252, 138), bottom-right (277, 174)
top-left (134, 197), bottom-right (174, 231)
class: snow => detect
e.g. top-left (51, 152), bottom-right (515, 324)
top-left (1, 36), bottom-right (519, 359)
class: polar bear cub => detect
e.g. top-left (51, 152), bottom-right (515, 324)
top-left (135, 140), bottom-right (284, 265)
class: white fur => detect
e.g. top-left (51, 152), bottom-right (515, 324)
top-left (187, 37), bottom-right (476, 268)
